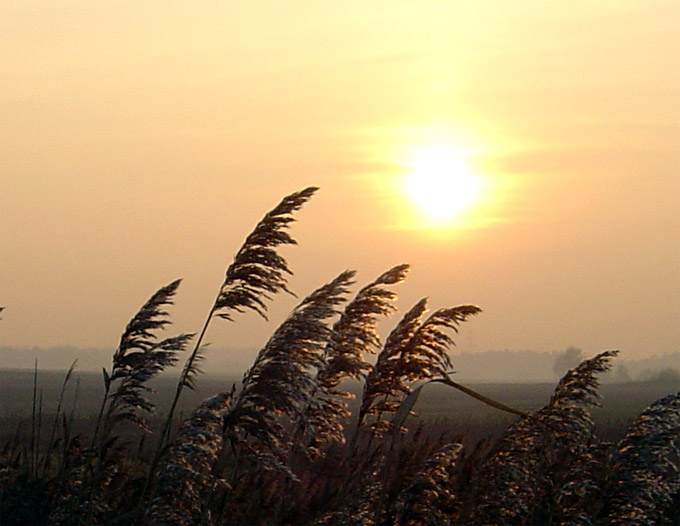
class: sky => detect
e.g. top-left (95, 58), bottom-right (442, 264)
top-left (1, 1), bottom-right (679, 372)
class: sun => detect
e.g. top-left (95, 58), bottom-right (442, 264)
top-left (404, 144), bottom-right (482, 224)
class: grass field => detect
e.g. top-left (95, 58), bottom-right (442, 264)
top-left (1, 190), bottom-right (677, 524)
top-left (2, 367), bottom-right (675, 447)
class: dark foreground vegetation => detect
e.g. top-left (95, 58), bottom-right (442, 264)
top-left (1, 188), bottom-right (678, 525)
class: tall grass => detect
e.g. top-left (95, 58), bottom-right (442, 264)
top-left (1, 188), bottom-right (678, 525)
top-left (156, 187), bottom-right (317, 451)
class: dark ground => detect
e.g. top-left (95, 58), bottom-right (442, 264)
top-left (2, 368), bottom-right (677, 448)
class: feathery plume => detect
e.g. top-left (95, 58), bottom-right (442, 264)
top-left (465, 350), bottom-right (618, 525)
top-left (601, 391), bottom-right (680, 525)
top-left (395, 443), bottom-right (464, 526)
top-left (223, 270), bottom-right (354, 474)
top-left (101, 280), bottom-right (193, 439)
top-left (357, 300), bottom-right (481, 437)
top-left (554, 440), bottom-right (615, 526)
top-left (214, 185), bottom-right (319, 321)
top-left (304, 264), bottom-right (409, 452)
top-left (356, 299), bottom-right (429, 433)
top-left (146, 392), bottom-right (232, 526)
top-left (161, 187), bottom-right (318, 442)
top-left (58, 281), bottom-right (194, 525)
top-left (143, 188), bottom-right (319, 509)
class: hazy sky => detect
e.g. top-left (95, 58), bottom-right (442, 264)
top-left (2, 1), bottom-right (679, 369)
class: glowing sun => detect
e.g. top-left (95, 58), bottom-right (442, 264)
top-left (404, 144), bottom-right (482, 224)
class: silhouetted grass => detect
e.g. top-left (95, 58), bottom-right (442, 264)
top-left (1, 188), bottom-right (678, 525)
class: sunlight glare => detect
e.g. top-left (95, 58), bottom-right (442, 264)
top-left (404, 144), bottom-right (482, 225)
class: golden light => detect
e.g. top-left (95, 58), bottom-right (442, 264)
top-left (403, 144), bottom-right (482, 225)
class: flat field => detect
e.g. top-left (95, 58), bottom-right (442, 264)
top-left (2, 368), bottom-right (676, 447)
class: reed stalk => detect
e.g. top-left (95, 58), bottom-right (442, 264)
top-left (29, 360), bottom-right (38, 479)
top-left (140, 187), bottom-right (318, 511)
top-left (43, 361), bottom-right (77, 478)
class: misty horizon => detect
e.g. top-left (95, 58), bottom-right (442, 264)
top-left (2, 344), bottom-right (678, 384)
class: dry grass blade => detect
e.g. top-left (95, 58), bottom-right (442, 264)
top-left (601, 391), bottom-right (680, 525)
top-left (146, 392), bottom-right (232, 526)
top-left (43, 360), bottom-right (78, 477)
top-left (223, 270), bottom-right (354, 474)
top-left (432, 375), bottom-right (528, 417)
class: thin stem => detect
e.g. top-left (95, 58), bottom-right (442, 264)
top-left (161, 299), bottom-right (218, 449)
top-left (138, 295), bottom-right (220, 515)
top-left (59, 377), bottom-right (80, 478)
top-left (30, 360), bottom-right (38, 480)
top-left (35, 389), bottom-right (43, 480)
top-left (90, 374), bottom-right (111, 454)
top-left (433, 374), bottom-right (529, 418)
top-left (83, 371), bottom-right (113, 522)
top-left (43, 361), bottom-right (76, 478)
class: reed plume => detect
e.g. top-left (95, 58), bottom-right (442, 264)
top-left (50, 281), bottom-right (193, 526)
top-left (222, 270), bottom-right (354, 475)
top-left (395, 442), bottom-right (464, 526)
top-left (355, 298), bottom-right (428, 437)
top-left (464, 350), bottom-right (618, 525)
top-left (312, 467), bottom-right (383, 526)
top-left (214, 186), bottom-right (319, 321)
top-left (601, 391), bottom-right (680, 525)
top-left (158, 187), bottom-right (318, 447)
top-left (98, 279), bottom-right (194, 443)
top-left (554, 440), bottom-right (615, 526)
top-left (303, 264), bottom-right (409, 454)
top-left (357, 300), bottom-right (481, 438)
top-left (145, 392), bottom-right (232, 526)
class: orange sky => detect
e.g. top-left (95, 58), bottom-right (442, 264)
top-left (1, 1), bottom-right (678, 368)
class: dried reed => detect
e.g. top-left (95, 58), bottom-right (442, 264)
top-left (395, 442), bottom-right (464, 526)
top-left (145, 392), bottom-right (232, 525)
top-left (601, 391), bottom-right (680, 525)
top-left (357, 300), bottom-right (482, 440)
top-left (222, 270), bottom-right (354, 475)
top-left (464, 350), bottom-right (618, 525)
top-left (302, 264), bottom-right (409, 454)
top-left (97, 279), bottom-right (193, 445)
top-left (4, 187), bottom-right (680, 526)
top-left (157, 187), bottom-right (318, 450)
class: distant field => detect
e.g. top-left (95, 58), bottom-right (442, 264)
top-left (2, 368), bottom-right (676, 446)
